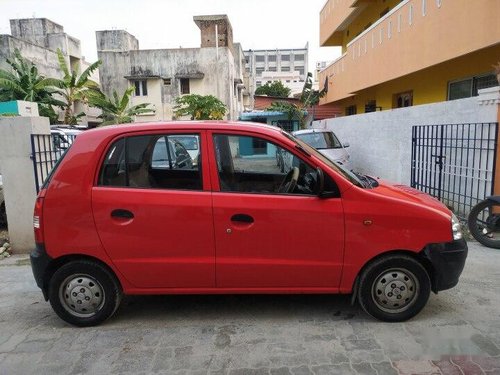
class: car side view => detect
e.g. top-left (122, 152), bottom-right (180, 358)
top-left (30, 122), bottom-right (467, 326)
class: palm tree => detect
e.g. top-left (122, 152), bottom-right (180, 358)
top-left (0, 49), bottom-right (65, 122)
top-left (52, 49), bottom-right (101, 124)
top-left (90, 87), bottom-right (155, 126)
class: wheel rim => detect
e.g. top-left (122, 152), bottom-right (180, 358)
top-left (59, 274), bottom-right (105, 318)
top-left (371, 268), bottom-right (419, 314)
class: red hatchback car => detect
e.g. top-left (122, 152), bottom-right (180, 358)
top-left (30, 122), bottom-right (467, 326)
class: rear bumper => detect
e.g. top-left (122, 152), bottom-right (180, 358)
top-left (30, 243), bottom-right (52, 300)
top-left (421, 238), bottom-right (468, 292)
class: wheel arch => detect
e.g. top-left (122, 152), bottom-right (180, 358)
top-left (351, 249), bottom-right (437, 303)
top-left (42, 254), bottom-right (122, 300)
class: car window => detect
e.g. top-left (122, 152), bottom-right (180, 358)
top-left (295, 132), bottom-right (342, 149)
top-left (99, 134), bottom-right (202, 190)
top-left (213, 134), bottom-right (328, 195)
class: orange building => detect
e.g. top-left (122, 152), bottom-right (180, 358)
top-left (319, 0), bottom-right (500, 115)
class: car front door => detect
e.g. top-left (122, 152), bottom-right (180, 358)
top-left (209, 132), bottom-right (344, 288)
top-left (92, 131), bottom-right (215, 288)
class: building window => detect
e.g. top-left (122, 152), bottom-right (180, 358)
top-left (365, 100), bottom-right (377, 113)
top-left (296, 67), bottom-right (305, 75)
top-left (180, 78), bottom-right (190, 95)
top-left (294, 54), bottom-right (305, 61)
top-left (268, 67), bottom-right (277, 72)
top-left (448, 73), bottom-right (498, 101)
top-left (256, 67), bottom-right (265, 76)
top-left (345, 105), bottom-right (357, 116)
top-left (268, 55), bottom-right (277, 62)
top-left (281, 54), bottom-right (290, 62)
top-left (256, 55), bottom-right (265, 62)
top-left (256, 81), bottom-right (262, 87)
top-left (394, 91), bottom-right (413, 108)
top-left (163, 78), bottom-right (171, 85)
top-left (134, 80), bottom-right (148, 96)
top-left (281, 66), bottom-right (290, 72)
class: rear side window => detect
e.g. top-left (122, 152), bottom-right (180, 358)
top-left (98, 134), bottom-right (202, 190)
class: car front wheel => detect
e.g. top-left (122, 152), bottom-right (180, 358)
top-left (358, 254), bottom-right (431, 322)
top-left (48, 260), bottom-right (122, 326)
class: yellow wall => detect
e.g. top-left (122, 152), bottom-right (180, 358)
top-left (335, 45), bottom-right (500, 115)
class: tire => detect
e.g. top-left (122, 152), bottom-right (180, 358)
top-left (468, 200), bottom-right (500, 249)
top-left (358, 255), bottom-right (431, 322)
top-left (48, 260), bottom-right (122, 327)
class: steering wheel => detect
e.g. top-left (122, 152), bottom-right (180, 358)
top-left (278, 167), bottom-right (299, 193)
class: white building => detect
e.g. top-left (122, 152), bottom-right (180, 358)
top-left (244, 45), bottom-right (309, 103)
top-left (96, 15), bottom-right (247, 121)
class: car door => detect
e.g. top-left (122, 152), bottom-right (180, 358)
top-left (209, 131), bottom-right (345, 288)
top-left (92, 131), bottom-right (215, 288)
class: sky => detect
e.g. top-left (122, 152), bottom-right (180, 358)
top-left (0, 0), bottom-right (341, 73)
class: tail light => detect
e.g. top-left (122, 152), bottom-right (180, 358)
top-left (33, 189), bottom-right (47, 244)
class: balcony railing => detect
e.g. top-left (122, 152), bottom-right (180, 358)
top-left (319, 0), bottom-right (500, 104)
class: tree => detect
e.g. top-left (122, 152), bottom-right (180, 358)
top-left (90, 87), bottom-right (155, 126)
top-left (255, 81), bottom-right (291, 98)
top-left (0, 49), bottom-right (65, 123)
top-left (300, 72), bottom-right (327, 108)
top-left (52, 49), bottom-right (102, 124)
top-left (266, 100), bottom-right (306, 126)
top-left (174, 94), bottom-right (227, 120)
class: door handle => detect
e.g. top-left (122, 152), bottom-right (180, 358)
top-left (111, 209), bottom-right (134, 219)
top-left (231, 214), bottom-right (254, 223)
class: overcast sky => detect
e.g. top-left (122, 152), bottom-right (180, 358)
top-left (0, 0), bottom-right (341, 72)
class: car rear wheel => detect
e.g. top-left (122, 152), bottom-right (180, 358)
top-left (358, 255), bottom-right (431, 322)
top-left (48, 260), bottom-right (122, 326)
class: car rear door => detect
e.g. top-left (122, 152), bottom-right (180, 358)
top-left (92, 131), bottom-right (215, 288)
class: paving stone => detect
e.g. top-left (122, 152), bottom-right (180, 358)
top-left (393, 359), bottom-right (440, 374)
top-left (471, 334), bottom-right (500, 356)
top-left (351, 362), bottom-right (377, 375)
top-left (371, 361), bottom-right (399, 375)
top-left (290, 365), bottom-right (314, 375)
top-left (311, 363), bottom-right (356, 375)
top-left (450, 355), bottom-right (486, 375)
top-left (471, 356), bottom-right (500, 371)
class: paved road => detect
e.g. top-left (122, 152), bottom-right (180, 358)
top-left (0, 241), bottom-right (499, 374)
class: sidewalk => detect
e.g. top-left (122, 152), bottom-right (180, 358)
top-left (0, 241), bottom-right (499, 374)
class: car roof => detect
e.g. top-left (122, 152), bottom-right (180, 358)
top-left (80, 121), bottom-right (285, 139)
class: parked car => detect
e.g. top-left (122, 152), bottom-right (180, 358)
top-left (30, 122), bottom-right (467, 326)
top-left (169, 135), bottom-right (200, 165)
top-left (292, 129), bottom-right (352, 171)
top-left (0, 175), bottom-right (6, 227)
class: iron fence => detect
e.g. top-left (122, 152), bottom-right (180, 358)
top-left (31, 133), bottom-right (77, 193)
top-left (411, 123), bottom-right (498, 219)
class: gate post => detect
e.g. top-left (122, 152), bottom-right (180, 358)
top-left (0, 116), bottom-right (50, 253)
top-left (477, 86), bottom-right (500, 195)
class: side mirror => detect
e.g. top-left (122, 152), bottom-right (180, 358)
top-left (316, 167), bottom-right (339, 199)
top-left (343, 142), bottom-right (350, 148)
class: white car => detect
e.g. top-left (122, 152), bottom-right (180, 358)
top-left (292, 129), bottom-right (352, 171)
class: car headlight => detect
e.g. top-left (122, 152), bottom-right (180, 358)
top-left (451, 213), bottom-right (463, 240)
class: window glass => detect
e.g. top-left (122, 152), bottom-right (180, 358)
top-left (255, 55), bottom-right (265, 62)
top-left (180, 78), bottom-right (190, 95)
top-left (213, 134), bottom-right (325, 195)
top-left (281, 54), bottom-right (290, 61)
top-left (98, 134), bottom-right (201, 190)
top-left (268, 55), bottom-right (277, 62)
top-left (448, 79), bottom-right (472, 100)
top-left (295, 132), bottom-right (342, 149)
top-left (294, 54), bottom-right (305, 61)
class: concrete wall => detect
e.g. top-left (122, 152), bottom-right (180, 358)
top-left (0, 116), bottom-right (50, 253)
top-left (312, 86), bottom-right (500, 185)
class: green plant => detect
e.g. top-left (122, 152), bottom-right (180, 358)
top-left (0, 49), bottom-right (65, 123)
top-left (266, 100), bottom-right (306, 127)
top-left (90, 87), bottom-right (155, 126)
top-left (52, 49), bottom-right (102, 124)
top-left (174, 94), bottom-right (227, 120)
top-left (255, 81), bottom-right (291, 98)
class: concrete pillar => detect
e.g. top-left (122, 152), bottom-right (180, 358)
top-left (0, 116), bottom-right (50, 253)
top-left (477, 87), bottom-right (500, 195)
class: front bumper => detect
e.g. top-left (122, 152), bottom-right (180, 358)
top-left (421, 238), bottom-right (468, 292)
top-left (30, 243), bottom-right (52, 300)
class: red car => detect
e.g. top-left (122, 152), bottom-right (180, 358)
top-left (30, 122), bottom-right (467, 326)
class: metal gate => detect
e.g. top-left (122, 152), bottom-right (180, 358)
top-left (30, 133), bottom-right (77, 193)
top-left (411, 123), bottom-right (498, 219)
